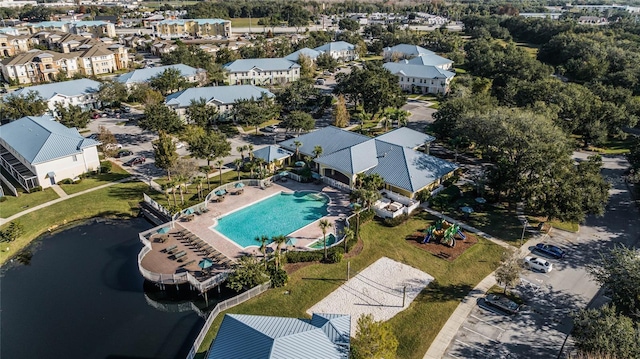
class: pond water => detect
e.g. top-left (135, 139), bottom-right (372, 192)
top-left (0, 218), bottom-right (205, 359)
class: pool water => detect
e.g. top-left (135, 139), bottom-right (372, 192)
top-left (309, 233), bottom-right (337, 249)
top-left (213, 191), bottom-right (329, 248)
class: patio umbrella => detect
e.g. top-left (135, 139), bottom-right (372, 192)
top-left (279, 171), bottom-right (289, 177)
top-left (184, 208), bottom-right (194, 215)
top-left (215, 189), bottom-right (226, 196)
top-left (475, 197), bottom-right (487, 204)
top-left (294, 161), bottom-right (305, 167)
top-left (286, 237), bottom-right (297, 247)
top-left (235, 182), bottom-right (245, 188)
top-left (198, 258), bottom-right (214, 269)
top-left (157, 227), bottom-right (170, 234)
top-left (460, 206), bottom-right (474, 214)
top-left (311, 172), bottom-right (321, 179)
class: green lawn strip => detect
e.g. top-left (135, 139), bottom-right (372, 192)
top-left (0, 181), bottom-right (162, 266)
top-left (0, 188), bottom-right (59, 218)
top-left (196, 212), bottom-right (503, 358)
top-left (241, 119), bottom-right (280, 133)
top-left (589, 136), bottom-right (635, 154)
top-left (548, 220), bottom-right (579, 233)
top-left (227, 17), bottom-right (265, 28)
top-left (58, 165), bottom-right (131, 195)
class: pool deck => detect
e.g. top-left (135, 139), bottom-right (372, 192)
top-left (140, 180), bottom-right (352, 277)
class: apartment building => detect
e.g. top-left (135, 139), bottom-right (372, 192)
top-left (0, 33), bottom-right (30, 57)
top-left (383, 62), bottom-right (455, 94)
top-left (152, 19), bottom-right (231, 39)
top-left (314, 41), bottom-right (358, 62)
top-left (223, 58), bottom-right (300, 86)
top-left (25, 21), bottom-right (116, 38)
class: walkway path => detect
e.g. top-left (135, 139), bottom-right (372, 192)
top-left (421, 205), bottom-right (548, 359)
top-left (50, 184), bottom-right (68, 198)
top-left (0, 177), bottom-right (133, 226)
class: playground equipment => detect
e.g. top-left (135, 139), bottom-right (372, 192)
top-left (422, 219), bottom-right (466, 247)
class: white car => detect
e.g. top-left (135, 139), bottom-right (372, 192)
top-left (524, 256), bottom-right (553, 273)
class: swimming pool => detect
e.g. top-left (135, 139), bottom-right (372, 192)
top-left (308, 234), bottom-right (337, 249)
top-left (212, 191), bottom-right (329, 248)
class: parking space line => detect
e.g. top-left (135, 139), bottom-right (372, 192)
top-left (470, 315), bottom-right (506, 331)
top-left (447, 353), bottom-right (462, 359)
top-left (462, 326), bottom-right (499, 342)
top-left (454, 339), bottom-right (491, 354)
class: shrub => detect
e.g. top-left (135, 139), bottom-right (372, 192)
top-left (383, 213), bottom-right (409, 227)
top-left (268, 266), bottom-right (288, 288)
top-left (58, 178), bottom-right (73, 185)
top-left (100, 161), bottom-right (112, 173)
top-left (327, 250), bottom-right (343, 263)
top-left (285, 251), bottom-right (323, 263)
top-left (0, 196), bottom-right (7, 202)
top-left (416, 189), bottom-right (431, 203)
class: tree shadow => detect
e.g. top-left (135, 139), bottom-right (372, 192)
top-left (416, 279), bottom-right (474, 303)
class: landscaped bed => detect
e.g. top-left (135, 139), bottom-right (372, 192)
top-left (407, 231), bottom-right (479, 261)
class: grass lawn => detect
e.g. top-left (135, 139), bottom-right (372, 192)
top-left (227, 17), bottom-right (265, 28)
top-left (548, 220), bottom-right (579, 233)
top-left (195, 211), bottom-right (504, 358)
top-left (58, 164), bottom-right (131, 195)
top-left (0, 187), bottom-right (59, 218)
top-left (0, 180), bottom-right (163, 266)
top-left (361, 55), bottom-right (383, 61)
top-left (241, 119), bottom-right (280, 133)
top-left (588, 136), bottom-right (636, 155)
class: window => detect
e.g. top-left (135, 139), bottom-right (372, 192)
top-left (72, 155), bottom-right (78, 162)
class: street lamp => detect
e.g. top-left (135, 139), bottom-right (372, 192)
top-left (520, 219), bottom-right (528, 247)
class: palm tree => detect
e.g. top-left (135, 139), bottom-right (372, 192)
top-left (271, 235), bottom-right (287, 269)
top-left (246, 161), bottom-right (256, 178)
top-left (216, 158), bottom-right (224, 185)
top-left (201, 165), bottom-right (212, 190)
top-left (234, 158), bottom-right (243, 180)
top-left (248, 144), bottom-right (255, 161)
top-left (175, 174), bottom-right (186, 204)
top-left (256, 235), bottom-right (269, 268)
top-left (236, 145), bottom-right (247, 161)
top-left (313, 145), bottom-right (323, 158)
top-left (254, 158), bottom-right (267, 178)
top-left (342, 227), bottom-right (354, 253)
top-left (193, 176), bottom-right (204, 200)
top-left (318, 219), bottom-right (332, 261)
top-left (293, 140), bottom-right (302, 160)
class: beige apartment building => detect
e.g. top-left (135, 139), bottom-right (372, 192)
top-left (25, 21), bottom-right (117, 38)
top-left (0, 33), bottom-right (30, 58)
top-left (152, 19), bottom-right (231, 39)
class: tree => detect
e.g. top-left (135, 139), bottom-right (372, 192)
top-left (494, 248), bottom-right (523, 294)
top-left (333, 94), bottom-right (349, 128)
top-left (183, 126), bottom-right (231, 166)
top-left (339, 18), bottom-right (360, 31)
top-left (318, 218), bottom-right (332, 261)
top-left (627, 137), bottom-right (640, 170)
top-left (293, 140), bottom-right (302, 160)
top-left (572, 305), bottom-right (640, 359)
top-left (255, 235), bottom-right (270, 268)
top-left (271, 235), bottom-right (287, 269)
top-left (97, 125), bottom-right (117, 157)
top-left (54, 103), bottom-right (91, 129)
top-left (97, 80), bottom-right (128, 107)
top-left (316, 52), bottom-right (338, 71)
top-left (128, 83), bottom-right (164, 105)
top-left (215, 47), bottom-right (238, 65)
top-left (226, 255), bottom-right (269, 292)
top-left (215, 158), bottom-right (224, 185)
top-left (153, 131), bottom-right (178, 180)
top-left (280, 111), bottom-right (315, 136)
top-left (298, 53), bottom-right (315, 79)
top-left (1, 221), bottom-right (24, 243)
top-left (234, 158), bottom-right (243, 180)
top-left (588, 245), bottom-right (640, 320)
top-left (312, 145), bottom-right (323, 158)
top-left (342, 226), bottom-right (354, 253)
top-left (232, 94), bottom-right (279, 134)
top-left (185, 98), bottom-right (218, 128)
top-left (1, 90), bottom-right (47, 120)
top-left (351, 314), bottom-right (398, 359)
top-left (275, 79), bottom-right (320, 113)
top-left (140, 103), bottom-right (183, 133)
top-left (149, 68), bottom-right (190, 96)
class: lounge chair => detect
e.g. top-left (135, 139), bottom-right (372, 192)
top-left (163, 244), bottom-right (178, 253)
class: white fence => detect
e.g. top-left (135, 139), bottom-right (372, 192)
top-left (186, 281), bottom-right (272, 359)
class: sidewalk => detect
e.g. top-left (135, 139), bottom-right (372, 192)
top-left (422, 205), bottom-right (548, 359)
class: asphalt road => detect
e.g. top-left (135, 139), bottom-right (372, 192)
top-left (444, 153), bottom-right (640, 358)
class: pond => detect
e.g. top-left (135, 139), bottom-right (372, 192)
top-left (0, 218), bottom-right (206, 359)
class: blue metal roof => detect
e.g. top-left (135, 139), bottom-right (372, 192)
top-left (208, 313), bottom-right (350, 359)
top-left (315, 139), bottom-right (378, 175)
top-left (384, 44), bottom-right (435, 57)
top-left (375, 127), bottom-right (435, 148)
top-left (279, 126), bottom-right (370, 158)
top-left (314, 41), bottom-right (354, 53)
top-left (223, 58), bottom-right (300, 73)
top-left (0, 115), bottom-right (100, 165)
top-left (28, 21), bottom-right (110, 28)
top-left (253, 145), bottom-right (292, 163)
top-left (117, 64), bottom-right (200, 85)
top-left (284, 48), bottom-right (321, 62)
top-left (406, 54), bottom-right (453, 67)
top-left (165, 85), bottom-right (274, 107)
top-left (11, 79), bottom-right (100, 101)
top-left (383, 62), bottom-right (455, 79)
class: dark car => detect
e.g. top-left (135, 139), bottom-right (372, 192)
top-left (88, 133), bottom-right (99, 140)
top-left (483, 294), bottom-right (520, 315)
top-left (534, 243), bottom-right (566, 259)
top-left (115, 149), bottom-right (133, 158)
top-left (124, 156), bottom-right (145, 166)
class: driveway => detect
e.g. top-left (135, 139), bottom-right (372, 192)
top-left (443, 154), bottom-right (640, 358)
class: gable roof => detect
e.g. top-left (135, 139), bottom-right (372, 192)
top-left (314, 41), bottom-right (354, 53)
top-left (253, 145), bottom-right (293, 163)
top-left (0, 115), bottom-right (100, 165)
top-left (223, 58), bottom-right (300, 73)
top-left (383, 62), bottom-right (455, 79)
top-left (375, 127), bottom-right (435, 148)
top-left (208, 313), bottom-right (350, 359)
top-left (117, 64), bottom-right (200, 85)
top-left (165, 85), bottom-right (274, 108)
top-left (315, 140), bottom-right (379, 174)
top-left (279, 126), bottom-right (370, 158)
top-left (284, 47), bottom-right (321, 62)
top-left (406, 53), bottom-right (453, 67)
top-left (384, 44), bottom-right (435, 57)
top-left (11, 78), bottom-right (101, 101)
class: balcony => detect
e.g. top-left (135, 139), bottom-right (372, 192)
top-left (0, 145), bottom-right (38, 192)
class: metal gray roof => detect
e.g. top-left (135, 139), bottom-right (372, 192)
top-left (253, 145), bottom-right (292, 163)
top-left (383, 62), bottom-right (455, 79)
top-left (11, 78), bottom-right (100, 101)
top-left (309, 313), bottom-right (351, 346)
top-left (384, 44), bottom-right (435, 57)
top-left (368, 140), bottom-right (458, 193)
top-left (406, 54), bottom-right (453, 67)
top-left (117, 64), bottom-right (200, 84)
top-left (0, 115), bottom-right (100, 165)
top-left (208, 313), bottom-right (349, 359)
top-left (314, 41), bottom-right (355, 53)
top-left (165, 85), bottom-right (274, 108)
top-left (284, 48), bottom-right (321, 62)
top-left (315, 140), bottom-right (378, 174)
top-left (279, 126), bottom-right (370, 158)
top-left (223, 58), bottom-right (300, 73)
top-left (375, 127), bottom-right (435, 148)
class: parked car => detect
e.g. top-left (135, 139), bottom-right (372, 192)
top-left (534, 243), bottom-right (566, 259)
top-left (262, 125), bottom-right (278, 133)
top-left (315, 78), bottom-right (326, 85)
top-left (105, 143), bottom-right (123, 151)
top-left (88, 133), bottom-right (99, 140)
top-left (115, 149), bottom-right (133, 158)
top-left (483, 294), bottom-right (521, 315)
top-left (91, 112), bottom-right (101, 119)
top-left (121, 106), bottom-right (131, 113)
top-left (124, 156), bottom-right (145, 166)
top-left (524, 256), bottom-right (553, 273)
